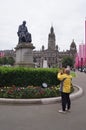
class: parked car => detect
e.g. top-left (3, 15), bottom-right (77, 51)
top-left (84, 68), bottom-right (86, 73)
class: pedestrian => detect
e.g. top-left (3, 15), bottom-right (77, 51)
top-left (57, 68), bottom-right (72, 113)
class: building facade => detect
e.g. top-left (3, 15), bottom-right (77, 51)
top-left (0, 26), bottom-right (77, 67)
top-left (33, 26), bottom-right (77, 68)
top-left (75, 19), bottom-right (86, 69)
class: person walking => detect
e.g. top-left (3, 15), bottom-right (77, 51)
top-left (57, 68), bottom-right (72, 113)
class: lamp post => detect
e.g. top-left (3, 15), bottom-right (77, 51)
top-left (81, 58), bottom-right (83, 72)
top-left (78, 58), bottom-right (79, 70)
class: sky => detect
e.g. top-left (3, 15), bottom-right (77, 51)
top-left (0, 0), bottom-right (86, 51)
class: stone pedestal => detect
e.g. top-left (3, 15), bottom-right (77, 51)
top-left (43, 60), bottom-right (48, 68)
top-left (15, 43), bottom-right (35, 67)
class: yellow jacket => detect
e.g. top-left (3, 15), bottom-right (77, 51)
top-left (57, 73), bottom-right (72, 93)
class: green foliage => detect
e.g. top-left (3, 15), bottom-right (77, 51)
top-left (0, 67), bottom-right (75, 99)
top-left (62, 56), bottom-right (74, 68)
top-left (70, 71), bottom-right (76, 77)
top-left (0, 57), bottom-right (8, 65)
top-left (0, 67), bottom-right (60, 87)
top-left (0, 57), bottom-right (15, 66)
top-left (8, 57), bottom-right (15, 65)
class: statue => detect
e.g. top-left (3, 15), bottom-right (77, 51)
top-left (17, 21), bottom-right (32, 43)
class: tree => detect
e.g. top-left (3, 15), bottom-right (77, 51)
top-left (0, 57), bottom-right (15, 66)
top-left (1, 57), bottom-right (8, 65)
top-left (8, 57), bottom-right (15, 66)
top-left (62, 56), bottom-right (74, 68)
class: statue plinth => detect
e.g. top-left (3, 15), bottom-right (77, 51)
top-left (15, 42), bottom-right (35, 67)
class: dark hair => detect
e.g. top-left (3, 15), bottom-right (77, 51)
top-left (23, 21), bottom-right (26, 24)
top-left (65, 68), bottom-right (70, 75)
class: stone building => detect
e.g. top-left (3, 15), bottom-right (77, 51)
top-left (33, 26), bottom-right (77, 68)
top-left (0, 26), bottom-right (77, 67)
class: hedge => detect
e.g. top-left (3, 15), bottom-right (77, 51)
top-left (0, 67), bottom-right (60, 87)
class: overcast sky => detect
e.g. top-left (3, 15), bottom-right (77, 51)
top-left (0, 0), bottom-right (86, 51)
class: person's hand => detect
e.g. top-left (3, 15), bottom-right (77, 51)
top-left (59, 70), bottom-right (63, 74)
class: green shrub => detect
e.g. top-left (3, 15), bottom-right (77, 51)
top-left (0, 67), bottom-right (60, 87)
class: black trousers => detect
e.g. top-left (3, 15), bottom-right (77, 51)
top-left (61, 92), bottom-right (71, 111)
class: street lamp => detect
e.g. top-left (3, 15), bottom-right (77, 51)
top-left (81, 58), bottom-right (83, 72)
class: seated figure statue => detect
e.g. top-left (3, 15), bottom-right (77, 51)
top-left (17, 21), bottom-right (32, 43)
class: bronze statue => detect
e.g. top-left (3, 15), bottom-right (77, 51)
top-left (17, 21), bottom-right (32, 43)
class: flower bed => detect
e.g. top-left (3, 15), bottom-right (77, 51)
top-left (0, 85), bottom-right (61, 99)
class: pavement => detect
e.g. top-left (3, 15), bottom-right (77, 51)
top-left (0, 71), bottom-right (86, 130)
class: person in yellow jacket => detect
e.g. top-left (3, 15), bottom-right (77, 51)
top-left (57, 68), bottom-right (72, 113)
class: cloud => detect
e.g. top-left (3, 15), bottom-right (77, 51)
top-left (0, 0), bottom-right (86, 51)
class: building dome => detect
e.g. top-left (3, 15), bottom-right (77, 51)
top-left (70, 39), bottom-right (76, 49)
